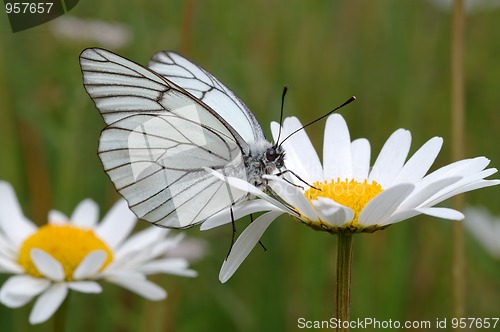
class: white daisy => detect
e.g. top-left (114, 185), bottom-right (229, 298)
top-left (203, 114), bottom-right (500, 282)
top-left (464, 206), bottom-right (500, 258)
top-left (0, 181), bottom-right (197, 324)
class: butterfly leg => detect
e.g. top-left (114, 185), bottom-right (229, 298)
top-left (250, 213), bottom-right (267, 251)
top-left (276, 169), bottom-right (321, 191)
top-left (224, 205), bottom-right (238, 259)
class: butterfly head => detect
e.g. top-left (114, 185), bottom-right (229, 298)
top-left (265, 145), bottom-right (285, 170)
top-left (244, 140), bottom-right (286, 189)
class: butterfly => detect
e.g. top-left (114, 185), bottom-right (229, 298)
top-left (79, 48), bottom-right (285, 229)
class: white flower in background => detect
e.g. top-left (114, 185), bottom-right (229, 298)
top-left (428, 0), bottom-right (500, 14)
top-left (464, 206), bottom-right (500, 258)
top-left (50, 16), bottom-right (130, 48)
top-left (203, 114), bottom-right (500, 282)
top-left (0, 181), bottom-right (197, 324)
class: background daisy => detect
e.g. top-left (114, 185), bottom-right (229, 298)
top-left (0, 181), bottom-right (197, 324)
top-left (464, 206), bottom-right (500, 258)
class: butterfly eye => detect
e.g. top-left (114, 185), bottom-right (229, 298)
top-left (266, 147), bottom-right (277, 162)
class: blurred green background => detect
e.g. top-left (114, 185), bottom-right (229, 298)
top-left (1, 0), bottom-right (499, 331)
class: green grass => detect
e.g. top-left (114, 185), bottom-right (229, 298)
top-left (1, 1), bottom-right (500, 331)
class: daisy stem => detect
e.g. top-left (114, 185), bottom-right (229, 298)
top-left (336, 233), bottom-right (353, 331)
top-left (53, 297), bottom-right (68, 332)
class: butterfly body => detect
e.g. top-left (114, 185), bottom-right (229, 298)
top-left (244, 140), bottom-right (284, 188)
top-left (80, 48), bottom-right (284, 229)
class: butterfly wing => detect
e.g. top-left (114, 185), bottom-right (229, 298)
top-left (148, 51), bottom-right (266, 144)
top-left (80, 48), bottom-right (248, 228)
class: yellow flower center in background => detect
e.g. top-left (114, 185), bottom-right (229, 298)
top-left (18, 224), bottom-right (113, 281)
top-left (304, 178), bottom-right (383, 231)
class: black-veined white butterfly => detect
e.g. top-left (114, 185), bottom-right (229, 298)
top-left (79, 48), bottom-right (285, 229)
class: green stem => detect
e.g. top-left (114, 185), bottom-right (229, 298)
top-left (336, 233), bottom-right (353, 332)
top-left (53, 296), bottom-right (68, 332)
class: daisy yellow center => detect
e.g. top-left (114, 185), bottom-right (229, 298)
top-left (17, 224), bottom-right (113, 281)
top-left (304, 178), bottom-right (383, 229)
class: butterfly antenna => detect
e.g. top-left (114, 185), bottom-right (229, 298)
top-left (279, 96), bottom-right (356, 147)
top-left (275, 85), bottom-right (288, 145)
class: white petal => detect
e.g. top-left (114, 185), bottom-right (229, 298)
top-left (428, 179), bottom-right (500, 208)
top-left (0, 290), bottom-right (34, 308)
top-left (0, 275), bottom-right (50, 307)
top-left (270, 121), bottom-right (280, 142)
top-left (31, 249), bottom-right (64, 281)
top-left (111, 231), bottom-right (185, 272)
top-left (67, 281), bottom-right (102, 293)
top-left (415, 207), bottom-right (464, 220)
top-left (29, 283), bottom-right (68, 324)
top-left (458, 179), bottom-right (500, 193)
top-left (452, 157), bottom-right (491, 175)
top-left (201, 199), bottom-right (281, 230)
top-left (272, 117), bottom-right (323, 184)
top-left (311, 197), bottom-right (354, 227)
top-left (100, 270), bottom-right (145, 280)
top-left (351, 138), bottom-right (371, 181)
top-left (147, 234), bottom-right (185, 259)
top-left (113, 226), bottom-right (165, 261)
top-left (0, 182), bottom-right (37, 246)
top-left (422, 169), bottom-right (498, 207)
top-left (267, 176), bottom-right (316, 220)
top-left (369, 129), bottom-right (411, 188)
top-left (110, 239), bottom-right (183, 274)
top-left (71, 199), bottom-right (99, 228)
top-left (138, 258), bottom-right (198, 277)
top-left (105, 250), bottom-right (145, 273)
top-left (48, 210), bottom-right (69, 225)
top-left (0, 233), bottom-right (16, 258)
top-left (73, 250), bottom-right (108, 279)
top-left (95, 199), bottom-right (137, 249)
top-left (419, 157), bottom-right (488, 190)
top-left (105, 274), bottom-right (166, 300)
top-left (397, 176), bottom-right (462, 211)
top-left (359, 183), bottom-right (415, 226)
top-left (165, 237), bottom-right (208, 262)
top-left (0, 275), bottom-right (50, 297)
top-left (382, 209), bottom-right (420, 225)
top-left (206, 169), bottom-right (290, 212)
top-left (219, 211), bottom-right (280, 283)
top-left (323, 114), bottom-right (352, 180)
top-left (393, 137), bottom-right (443, 184)
top-left (0, 255), bottom-right (24, 273)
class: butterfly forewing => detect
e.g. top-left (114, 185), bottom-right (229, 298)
top-left (80, 49), bottom-right (170, 125)
top-left (149, 51), bottom-right (266, 144)
top-left (80, 48), bottom-right (248, 228)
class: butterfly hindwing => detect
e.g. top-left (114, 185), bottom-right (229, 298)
top-left (149, 51), bottom-right (266, 144)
